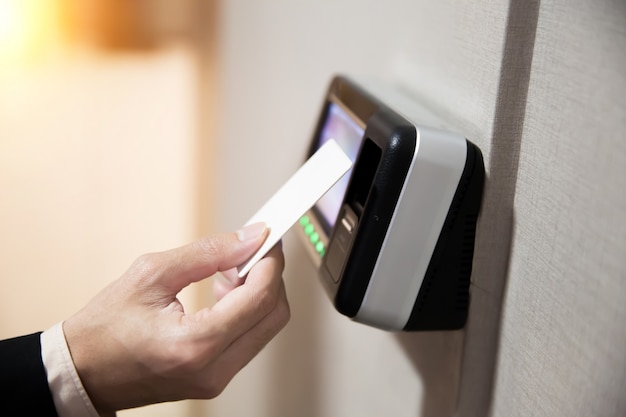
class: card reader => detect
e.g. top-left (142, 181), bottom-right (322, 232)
top-left (296, 76), bottom-right (485, 331)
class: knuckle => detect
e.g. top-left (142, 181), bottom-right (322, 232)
top-left (254, 283), bottom-right (290, 328)
top-left (129, 253), bottom-right (163, 283)
top-left (163, 329), bottom-right (225, 376)
top-left (194, 236), bottom-right (223, 259)
top-left (276, 298), bottom-right (291, 328)
top-left (165, 339), bottom-right (206, 374)
top-left (197, 377), bottom-right (228, 399)
top-left (269, 246), bottom-right (286, 270)
top-left (255, 286), bottom-right (279, 316)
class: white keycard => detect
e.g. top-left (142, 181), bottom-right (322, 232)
top-left (237, 139), bottom-right (352, 277)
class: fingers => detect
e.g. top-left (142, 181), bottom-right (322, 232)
top-left (189, 245), bottom-right (286, 356)
top-left (193, 279), bottom-right (290, 398)
top-left (213, 268), bottom-right (244, 302)
top-left (214, 240), bottom-right (284, 302)
top-left (134, 223), bottom-right (268, 294)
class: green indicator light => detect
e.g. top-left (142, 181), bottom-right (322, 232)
top-left (310, 232), bottom-right (319, 243)
top-left (315, 241), bottom-right (325, 254)
top-left (299, 215), bottom-right (310, 226)
top-left (304, 224), bottom-right (315, 235)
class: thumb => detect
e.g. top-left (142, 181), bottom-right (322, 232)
top-left (148, 223), bottom-right (268, 294)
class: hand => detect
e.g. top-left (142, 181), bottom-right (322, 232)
top-left (63, 223), bottom-right (290, 414)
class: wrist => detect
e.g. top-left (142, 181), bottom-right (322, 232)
top-left (62, 316), bottom-right (121, 414)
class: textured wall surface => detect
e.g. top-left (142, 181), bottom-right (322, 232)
top-left (492, 0), bottom-right (626, 415)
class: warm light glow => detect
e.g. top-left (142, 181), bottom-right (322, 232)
top-left (0, 0), bottom-right (60, 65)
top-left (0, 1), bottom-right (24, 48)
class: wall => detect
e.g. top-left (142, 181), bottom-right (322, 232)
top-left (208, 0), bottom-right (626, 416)
top-left (492, 0), bottom-right (626, 415)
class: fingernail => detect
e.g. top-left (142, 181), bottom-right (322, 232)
top-left (236, 222), bottom-right (267, 241)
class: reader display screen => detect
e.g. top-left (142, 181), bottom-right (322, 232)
top-left (314, 103), bottom-right (364, 229)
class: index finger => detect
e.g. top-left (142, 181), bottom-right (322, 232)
top-left (139, 224), bottom-right (269, 294)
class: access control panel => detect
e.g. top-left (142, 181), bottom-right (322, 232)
top-left (296, 76), bottom-right (485, 331)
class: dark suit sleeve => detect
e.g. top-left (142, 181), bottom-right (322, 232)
top-left (0, 332), bottom-right (59, 416)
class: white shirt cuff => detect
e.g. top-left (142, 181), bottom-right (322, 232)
top-left (40, 322), bottom-right (104, 417)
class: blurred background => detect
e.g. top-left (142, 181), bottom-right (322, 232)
top-left (2, 1), bottom-right (625, 417)
top-left (0, 1), bottom-right (218, 415)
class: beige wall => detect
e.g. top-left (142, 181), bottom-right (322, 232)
top-left (492, 0), bottom-right (626, 415)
